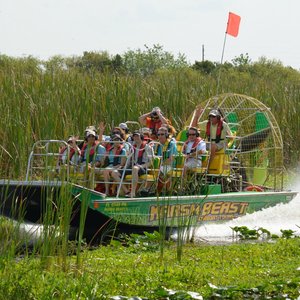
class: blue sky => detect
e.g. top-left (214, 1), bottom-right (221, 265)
top-left (1, 0), bottom-right (299, 69)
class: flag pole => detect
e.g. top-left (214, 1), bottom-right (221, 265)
top-left (216, 31), bottom-right (228, 97)
top-left (216, 12), bottom-right (241, 104)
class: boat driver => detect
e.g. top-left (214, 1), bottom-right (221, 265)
top-left (191, 108), bottom-right (232, 169)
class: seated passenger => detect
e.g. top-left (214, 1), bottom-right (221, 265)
top-left (140, 127), bottom-right (152, 142)
top-left (80, 130), bottom-right (106, 172)
top-left (119, 122), bottom-right (133, 143)
top-left (102, 134), bottom-right (127, 196)
top-left (58, 135), bottom-right (81, 167)
top-left (78, 125), bottom-right (99, 150)
top-left (167, 124), bottom-right (177, 141)
top-left (154, 126), bottom-right (178, 194)
top-left (97, 122), bottom-right (126, 144)
top-left (191, 108), bottom-right (232, 169)
top-left (182, 127), bottom-right (206, 174)
top-left (111, 131), bottom-right (151, 197)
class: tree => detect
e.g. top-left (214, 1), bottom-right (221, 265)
top-left (192, 60), bottom-right (216, 74)
top-left (122, 44), bottom-right (189, 75)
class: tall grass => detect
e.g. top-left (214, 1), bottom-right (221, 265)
top-left (1, 55), bottom-right (300, 178)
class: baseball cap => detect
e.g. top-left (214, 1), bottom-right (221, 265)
top-left (85, 130), bottom-right (96, 137)
top-left (209, 109), bottom-right (220, 117)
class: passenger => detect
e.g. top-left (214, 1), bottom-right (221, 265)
top-left (97, 122), bottom-right (126, 144)
top-left (154, 126), bottom-right (178, 194)
top-left (99, 125), bottom-right (128, 150)
top-left (150, 129), bottom-right (158, 141)
top-left (139, 107), bottom-right (169, 137)
top-left (111, 131), bottom-right (151, 198)
top-left (167, 124), bottom-right (177, 141)
top-left (191, 108), bottom-right (232, 169)
top-left (102, 134), bottom-right (127, 196)
top-left (110, 127), bottom-right (126, 141)
top-left (85, 125), bottom-right (97, 136)
top-left (58, 135), bottom-right (81, 167)
top-left (80, 130), bottom-right (106, 172)
top-left (182, 127), bottom-right (206, 175)
top-left (140, 127), bottom-right (152, 142)
top-left (119, 123), bottom-right (132, 142)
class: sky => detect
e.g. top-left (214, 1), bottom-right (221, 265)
top-left (1, 0), bottom-right (300, 69)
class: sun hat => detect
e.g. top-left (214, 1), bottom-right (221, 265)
top-left (67, 136), bottom-right (74, 143)
top-left (119, 123), bottom-right (128, 130)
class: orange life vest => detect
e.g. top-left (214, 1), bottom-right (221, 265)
top-left (146, 117), bottom-right (162, 134)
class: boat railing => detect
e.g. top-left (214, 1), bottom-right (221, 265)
top-left (26, 139), bottom-right (83, 181)
top-left (24, 138), bottom-right (244, 195)
top-left (75, 141), bottom-right (134, 195)
top-left (118, 141), bottom-right (158, 197)
top-left (93, 140), bottom-right (164, 197)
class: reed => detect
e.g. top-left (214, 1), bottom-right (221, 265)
top-left (1, 56), bottom-right (300, 178)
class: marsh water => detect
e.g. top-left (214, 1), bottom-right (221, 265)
top-left (193, 180), bottom-right (300, 244)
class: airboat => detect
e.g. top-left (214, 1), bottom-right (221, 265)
top-left (0, 93), bottom-right (297, 240)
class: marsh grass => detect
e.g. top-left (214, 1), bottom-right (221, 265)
top-left (0, 233), bottom-right (299, 299)
top-left (1, 56), bottom-right (300, 178)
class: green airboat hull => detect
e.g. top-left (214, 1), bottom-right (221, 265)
top-left (1, 180), bottom-right (296, 240)
top-left (71, 184), bottom-right (297, 229)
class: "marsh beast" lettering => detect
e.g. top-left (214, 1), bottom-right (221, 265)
top-left (149, 201), bottom-right (249, 222)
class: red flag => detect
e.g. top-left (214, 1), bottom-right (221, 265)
top-left (226, 12), bottom-right (241, 37)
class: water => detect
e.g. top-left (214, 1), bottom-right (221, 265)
top-left (194, 182), bottom-right (300, 244)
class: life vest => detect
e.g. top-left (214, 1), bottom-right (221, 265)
top-left (206, 119), bottom-right (224, 143)
top-left (59, 146), bottom-right (76, 164)
top-left (105, 144), bottom-right (124, 166)
top-left (155, 139), bottom-right (172, 160)
top-left (81, 142), bottom-right (100, 163)
top-left (146, 117), bottom-right (162, 134)
top-left (133, 141), bottom-right (147, 165)
top-left (245, 185), bottom-right (264, 192)
top-left (182, 137), bottom-right (202, 154)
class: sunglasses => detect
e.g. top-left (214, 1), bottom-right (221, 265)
top-left (210, 115), bottom-right (217, 118)
top-left (87, 135), bottom-right (95, 138)
top-left (157, 133), bottom-right (166, 136)
top-left (188, 133), bottom-right (196, 136)
top-left (112, 131), bottom-right (121, 134)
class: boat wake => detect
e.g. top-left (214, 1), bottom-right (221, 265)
top-left (193, 179), bottom-right (300, 243)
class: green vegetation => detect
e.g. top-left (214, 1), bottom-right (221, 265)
top-left (0, 227), bottom-right (299, 299)
top-left (1, 46), bottom-right (300, 178)
top-left (1, 46), bottom-right (300, 298)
